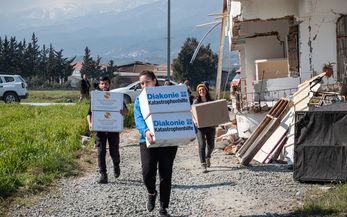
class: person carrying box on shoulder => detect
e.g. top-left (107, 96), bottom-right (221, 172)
top-left (87, 76), bottom-right (128, 184)
top-left (133, 70), bottom-right (178, 217)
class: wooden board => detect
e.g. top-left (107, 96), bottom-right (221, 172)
top-left (253, 109), bottom-right (293, 163)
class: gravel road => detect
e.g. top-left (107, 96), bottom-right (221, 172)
top-left (8, 129), bottom-right (313, 217)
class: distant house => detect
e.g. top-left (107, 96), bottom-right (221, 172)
top-left (67, 62), bottom-right (83, 88)
top-left (114, 61), bottom-right (173, 87)
top-left (68, 61), bottom-right (110, 88)
top-left (227, 0), bottom-right (347, 104)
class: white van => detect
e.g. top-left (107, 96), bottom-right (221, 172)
top-left (110, 78), bottom-right (177, 103)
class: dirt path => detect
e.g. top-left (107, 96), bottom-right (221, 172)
top-left (7, 129), bottom-right (313, 217)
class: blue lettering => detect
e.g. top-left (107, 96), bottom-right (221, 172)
top-left (180, 91), bottom-right (187, 97)
top-left (153, 119), bottom-right (186, 127)
top-left (147, 92), bottom-right (180, 100)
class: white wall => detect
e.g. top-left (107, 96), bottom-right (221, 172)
top-left (229, 0), bottom-right (347, 99)
top-left (240, 0), bottom-right (297, 20)
top-left (297, 0), bottom-right (347, 82)
top-left (243, 36), bottom-right (285, 93)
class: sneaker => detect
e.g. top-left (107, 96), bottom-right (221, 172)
top-left (201, 163), bottom-right (208, 173)
top-left (98, 173), bottom-right (108, 184)
top-left (146, 190), bottom-right (157, 212)
top-left (159, 207), bottom-right (170, 217)
top-left (114, 165), bottom-right (120, 178)
top-left (206, 158), bottom-right (211, 168)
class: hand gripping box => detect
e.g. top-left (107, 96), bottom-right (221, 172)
top-left (91, 111), bottom-right (123, 132)
top-left (91, 91), bottom-right (124, 111)
top-left (139, 85), bottom-right (191, 119)
top-left (144, 112), bottom-right (196, 148)
top-left (191, 99), bottom-right (230, 128)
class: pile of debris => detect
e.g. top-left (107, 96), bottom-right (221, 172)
top-left (215, 120), bottom-right (243, 155)
top-left (215, 72), bottom-right (347, 167)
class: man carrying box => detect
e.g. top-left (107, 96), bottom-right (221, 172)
top-left (87, 76), bottom-right (128, 184)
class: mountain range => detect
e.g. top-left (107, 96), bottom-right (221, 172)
top-left (0, 0), bottom-right (238, 66)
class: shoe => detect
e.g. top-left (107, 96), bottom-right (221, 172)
top-left (201, 163), bottom-right (208, 173)
top-left (98, 172), bottom-right (108, 184)
top-left (146, 190), bottom-right (157, 212)
top-left (114, 165), bottom-right (120, 178)
top-left (159, 207), bottom-right (170, 217)
top-left (206, 158), bottom-right (211, 168)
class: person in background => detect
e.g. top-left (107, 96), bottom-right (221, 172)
top-left (134, 70), bottom-right (178, 217)
top-left (80, 74), bottom-right (91, 101)
top-left (183, 79), bottom-right (194, 104)
top-left (164, 79), bottom-right (173, 86)
top-left (87, 76), bottom-right (128, 184)
top-left (193, 83), bottom-right (216, 173)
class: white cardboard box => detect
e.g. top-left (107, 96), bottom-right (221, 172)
top-left (91, 91), bottom-right (123, 112)
top-left (91, 111), bottom-right (123, 132)
top-left (145, 111), bottom-right (196, 148)
top-left (139, 85), bottom-right (191, 119)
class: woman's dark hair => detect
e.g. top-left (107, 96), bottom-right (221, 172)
top-left (196, 85), bottom-right (213, 103)
top-left (139, 70), bottom-right (159, 86)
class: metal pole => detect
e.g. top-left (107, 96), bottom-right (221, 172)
top-left (190, 22), bottom-right (221, 64)
top-left (215, 10), bottom-right (226, 100)
top-left (167, 0), bottom-right (171, 80)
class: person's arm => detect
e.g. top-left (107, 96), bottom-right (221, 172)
top-left (87, 105), bottom-right (92, 131)
top-left (134, 98), bottom-right (154, 144)
top-left (120, 102), bottom-right (128, 116)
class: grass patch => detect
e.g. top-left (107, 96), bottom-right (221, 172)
top-left (22, 90), bottom-right (80, 103)
top-left (294, 184), bottom-right (347, 217)
top-left (0, 103), bottom-right (91, 199)
top-left (21, 90), bottom-right (136, 127)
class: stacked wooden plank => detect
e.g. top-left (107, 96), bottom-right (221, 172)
top-left (236, 98), bottom-right (291, 166)
top-left (253, 108), bottom-right (294, 164)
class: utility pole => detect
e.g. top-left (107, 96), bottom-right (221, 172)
top-left (167, 0), bottom-right (171, 80)
top-left (215, 1), bottom-right (227, 100)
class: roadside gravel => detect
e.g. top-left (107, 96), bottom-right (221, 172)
top-left (8, 129), bottom-right (314, 217)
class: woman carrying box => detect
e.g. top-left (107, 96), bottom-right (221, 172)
top-left (133, 70), bottom-right (178, 217)
top-left (193, 83), bottom-right (216, 173)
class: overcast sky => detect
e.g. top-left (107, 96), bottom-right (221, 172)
top-left (1, 0), bottom-right (159, 18)
top-left (2, 0), bottom-right (114, 12)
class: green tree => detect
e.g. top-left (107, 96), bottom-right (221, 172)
top-left (80, 46), bottom-right (94, 79)
top-left (15, 40), bottom-right (26, 76)
top-left (93, 55), bottom-right (103, 78)
top-left (0, 32), bottom-right (75, 87)
top-left (39, 44), bottom-right (49, 82)
top-left (0, 36), bottom-right (11, 73)
top-left (46, 44), bottom-right (59, 85)
top-left (25, 33), bottom-right (41, 77)
top-left (173, 37), bottom-right (218, 89)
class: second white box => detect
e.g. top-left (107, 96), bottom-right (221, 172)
top-left (144, 111), bottom-right (196, 148)
top-left (91, 111), bottom-right (123, 132)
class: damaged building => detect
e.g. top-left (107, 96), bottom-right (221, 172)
top-left (227, 0), bottom-right (347, 105)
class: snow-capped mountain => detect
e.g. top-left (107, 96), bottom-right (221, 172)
top-left (0, 0), bottom-right (237, 65)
